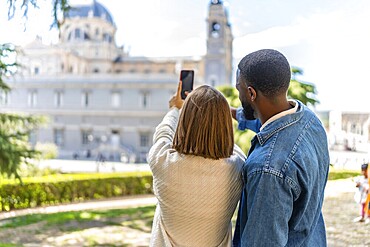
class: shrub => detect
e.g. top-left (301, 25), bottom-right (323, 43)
top-left (0, 173), bottom-right (153, 211)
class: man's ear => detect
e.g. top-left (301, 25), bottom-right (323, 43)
top-left (248, 86), bottom-right (257, 102)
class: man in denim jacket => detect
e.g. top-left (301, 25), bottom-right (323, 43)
top-left (232, 49), bottom-right (330, 246)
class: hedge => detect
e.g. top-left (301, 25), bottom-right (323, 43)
top-left (0, 173), bottom-right (153, 211)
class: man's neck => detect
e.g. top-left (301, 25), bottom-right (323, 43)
top-left (258, 98), bottom-right (292, 125)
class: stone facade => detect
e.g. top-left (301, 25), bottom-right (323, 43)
top-left (1, 0), bottom-right (233, 162)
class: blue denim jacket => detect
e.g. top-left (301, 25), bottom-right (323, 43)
top-left (233, 101), bottom-right (330, 247)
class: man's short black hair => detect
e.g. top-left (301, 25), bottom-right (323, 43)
top-left (238, 49), bottom-right (291, 97)
top-left (361, 163), bottom-right (368, 170)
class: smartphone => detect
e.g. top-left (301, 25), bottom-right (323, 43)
top-left (180, 70), bottom-right (194, 100)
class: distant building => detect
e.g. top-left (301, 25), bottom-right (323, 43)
top-left (1, 0), bottom-right (233, 162)
top-left (315, 110), bottom-right (370, 168)
top-left (330, 111), bottom-right (370, 153)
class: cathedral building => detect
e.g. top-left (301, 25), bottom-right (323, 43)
top-left (2, 0), bottom-right (233, 162)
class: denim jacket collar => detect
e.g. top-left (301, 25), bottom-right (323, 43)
top-left (256, 100), bottom-right (304, 145)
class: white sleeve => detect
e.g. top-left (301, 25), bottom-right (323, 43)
top-left (233, 144), bottom-right (246, 161)
top-left (147, 107), bottom-right (179, 167)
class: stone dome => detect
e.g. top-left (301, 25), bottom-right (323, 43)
top-left (66, 0), bottom-right (114, 25)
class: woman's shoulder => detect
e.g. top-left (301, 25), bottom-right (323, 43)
top-left (231, 144), bottom-right (246, 161)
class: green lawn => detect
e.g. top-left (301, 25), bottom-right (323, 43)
top-left (328, 167), bottom-right (360, 180)
top-left (0, 205), bottom-right (156, 246)
top-left (1, 205), bottom-right (156, 230)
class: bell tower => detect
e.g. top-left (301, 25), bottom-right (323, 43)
top-left (205, 0), bottom-right (233, 87)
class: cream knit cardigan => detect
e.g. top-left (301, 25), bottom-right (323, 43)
top-left (148, 108), bottom-right (246, 247)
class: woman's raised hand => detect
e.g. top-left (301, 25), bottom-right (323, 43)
top-left (169, 81), bottom-right (185, 109)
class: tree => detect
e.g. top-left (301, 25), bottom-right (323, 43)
top-left (288, 67), bottom-right (318, 106)
top-left (218, 68), bottom-right (318, 153)
top-left (6, 0), bottom-right (71, 29)
top-left (0, 0), bottom-right (68, 180)
top-left (0, 43), bottom-right (46, 181)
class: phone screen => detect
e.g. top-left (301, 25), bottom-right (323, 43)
top-left (180, 70), bottom-right (194, 100)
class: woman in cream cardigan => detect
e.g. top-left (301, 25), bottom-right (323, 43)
top-left (148, 81), bottom-right (246, 247)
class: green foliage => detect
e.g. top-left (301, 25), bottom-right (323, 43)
top-left (1, 172), bottom-right (152, 185)
top-left (0, 16), bottom-right (50, 181)
top-left (0, 114), bottom-right (46, 181)
top-left (288, 67), bottom-right (318, 106)
top-left (35, 142), bottom-right (58, 160)
top-left (0, 173), bottom-right (153, 211)
top-left (217, 85), bottom-right (240, 107)
top-left (234, 129), bottom-right (256, 154)
top-left (288, 80), bottom-right (317, 106)
top-left (0, 244), bottom-right (20, 247)
top-left (51, 0), bottom-right (72, 29)
top-left (0, 43), bottom-right (17, 91)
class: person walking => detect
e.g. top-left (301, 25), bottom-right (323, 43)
top-left (232, 49), bottom-right (330, 246)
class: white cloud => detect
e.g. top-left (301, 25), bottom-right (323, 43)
top-left (233, 7), bottom-right (370, 111)
top-left (233, 10), bottom-right (350, 58)
top-left (233, 25), bottom-right (306, 58)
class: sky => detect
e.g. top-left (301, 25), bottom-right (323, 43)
top-left (1, 0), bottom-right (370, 112)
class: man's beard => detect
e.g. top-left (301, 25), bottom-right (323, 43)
top-left (242, 102), bottom-right (256, 120)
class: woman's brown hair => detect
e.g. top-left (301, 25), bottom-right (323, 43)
top-left (173, 85), bottom-right (234, 159)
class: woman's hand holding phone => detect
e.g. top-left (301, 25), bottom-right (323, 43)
top-left (230, 107), bottom-right (237, 120)
top-left (169, 81), bottom-right (185, 109)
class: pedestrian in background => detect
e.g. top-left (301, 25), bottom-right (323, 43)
top-left (353, 163), bottom-right (369, 223)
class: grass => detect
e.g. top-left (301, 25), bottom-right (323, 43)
top-left (0, 205), bottom-right (156, 231)
top-left (0, 206), bottom-right (155, 246)
top-left (328, 167), bottom-right (360, 180)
